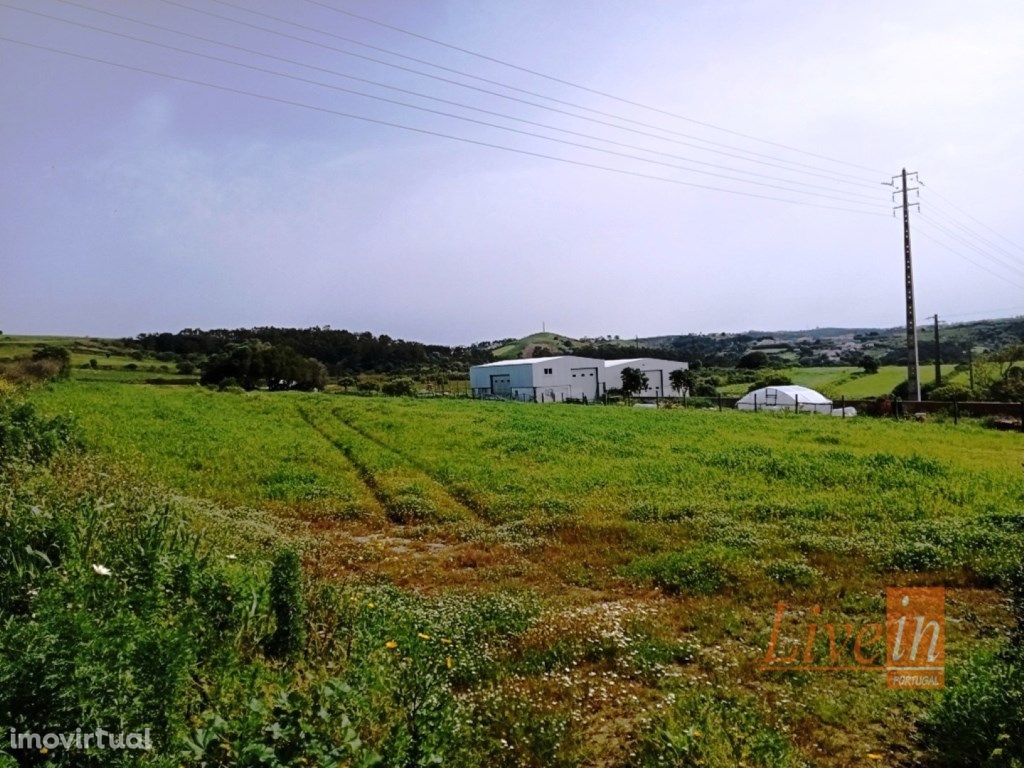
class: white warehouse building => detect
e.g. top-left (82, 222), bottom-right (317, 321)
top-left (469, 356), bottom-right (688, 402)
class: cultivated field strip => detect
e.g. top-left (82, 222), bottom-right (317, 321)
top-left (324, 403), bottom-right (493, 519)
top-left (298, 404), bottom-right (476, 524)
top-left (25, 382), bottom-right (381, 516)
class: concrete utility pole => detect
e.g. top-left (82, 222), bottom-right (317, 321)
top-left (932, 314), bottom-right (942, 387)
top-left (891, 169), bottom-right (921, 401)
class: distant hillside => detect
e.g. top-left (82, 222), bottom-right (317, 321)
top-left (489, 316), bottom-right (1023, 367)
top-left (490, 332), bottom-right (580, 360)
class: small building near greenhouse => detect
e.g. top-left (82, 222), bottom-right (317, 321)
top-left (736, 385), bottom-right (833, 414)
top-left (469, 356), bottom-right (689, 402)
top-left (601, 358), bottom-right (689, 399)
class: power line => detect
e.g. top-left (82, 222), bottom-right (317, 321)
top-left (0, 34), bottom-right (892, 217)
top-left (298, 0), bottom-right (886, 176)
top-left (151, 0), bottom-right (882, 187)
top-left (918, 211), bottom-right (1024, 280)
top-left (18, 1), bottom-right (883, 205)
top-left (922, 183), bottom-right (1024, 256)
top-left (931, 306), bottom-right (1024, 320)
top-left (61, 0), bottom-right (876, 191)
top-left (920, 184), bottom-right (1024, 267)
top-left (912, 223), bottom-right (1024, 292)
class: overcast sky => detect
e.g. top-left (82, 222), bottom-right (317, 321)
top-left (2, 0), bottom-right (1023, 344)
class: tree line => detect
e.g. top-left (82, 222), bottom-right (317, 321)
top-left (132, 327), bottom-right (494, 374)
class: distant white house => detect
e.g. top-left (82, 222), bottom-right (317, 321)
top-left (469, 356), bottom-right (688, 402)
top-left (736, 385), bottom-right (833, 413)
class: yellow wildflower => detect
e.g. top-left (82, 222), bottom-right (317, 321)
top-left (418, 632), bottom-right (432, 640)
top-left (385, 640), bottom-right (398, 650)
top-left (446, 656), bottom-right (454, 669)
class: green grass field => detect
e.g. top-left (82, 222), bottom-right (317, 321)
top-left (718, 364), bottom-right (962, 397)
top-left (24, 378), bottom-right (1024, 765)
top-left (0, 334), bottom-right (197, 383)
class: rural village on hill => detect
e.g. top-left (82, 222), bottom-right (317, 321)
top-left (2, 1), bottom-right (1024, 766)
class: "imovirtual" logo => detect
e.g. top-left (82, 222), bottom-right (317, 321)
top-left (760, 586), bottom-right (945, 689)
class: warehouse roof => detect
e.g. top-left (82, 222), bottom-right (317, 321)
top-left (472, 356), bottom-right (574, 368)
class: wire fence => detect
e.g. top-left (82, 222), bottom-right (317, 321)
top-left (645, 394), bottom-right (1024, 431)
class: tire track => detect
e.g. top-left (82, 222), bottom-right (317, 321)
top-left (326, 404), bottom-right (491, 520)
top-left (299, 404), bottom-right (479, 523)
top-left (296, 405), bottom-right (392, 516)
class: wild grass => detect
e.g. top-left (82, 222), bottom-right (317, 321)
top-left (15, 380), bottom-right (1024, 765)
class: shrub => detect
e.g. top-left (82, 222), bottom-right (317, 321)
top-left (737, 351), bottom-right (771, 370)
top-left (0, 398), bottom-right (78, 467)
top-left (929, 382), bottom-right (972, 401)
top-left (918, 649), bottom-right (1024, 766)
top-left (634, 689), bottom-right (799, 767)
top-left (918, 558), bottom-right (1024, 765)
top-left (381, 377), bottom-right (417, 397)
top-left (764, 559), bottom-right (819, 587)
top-left (265, 549), bottom-right (306, 661)
top-left (31, 345), bottom-right (71, 378)
top-left (624, 547), bottom-right (738, 595)
top-left (881, 541), bottom-right (951, 572)
top-left (0, 357), bottom-right (63, 385)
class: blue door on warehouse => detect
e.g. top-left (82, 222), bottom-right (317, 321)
top-left (570, 367), bottom-right (599, 400)
top-left (490, 374), bottom-right (512, 396)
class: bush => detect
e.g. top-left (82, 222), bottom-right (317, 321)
top-left (881, 541), bottom-right (951, 572)
top-left (929, 382), bottom-right (971, 401)
top-left (31, 345), bottom-right (71, 378)
top-left (265, 549), bottom-right (306, 661)
top-left (381, 377), bottom-right (417, 397)
top-left (623, 547), bottom-right (738, 595)
top-left (918, 649), bottom-right (1024, 766)
top-left (764, 559), bottom-right (819, 587)
top-left (918, 558), bottom-right (1024, 766)
top-left (0, 358), bottom-right (64, 385)
top-left (0, 398), bottom-right (78, 467)
top-left (634, 689), bottom-right (799, 767)
top-left (737, 351), bottom-right (771, 370)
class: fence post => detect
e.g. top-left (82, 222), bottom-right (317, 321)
top-left (794, 394), bottom-right (799, 414)
top-left (842, 396), bottom-right (846, 418)
top-left (718, 394), bottom-right (722, 412)
top-left (953, 396), bottom-right (959, 425)
top-left (754, 393), bottom-right (758, 412)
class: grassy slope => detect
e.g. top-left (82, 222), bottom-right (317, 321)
top-left (0, 334), bottom-right (195, 383)
top-left (718, 364), bottom-right (961, 397)
top-left (29, 380), bottom-right (1024, 763)
top-left (491, 332), bottom-right (580, 359)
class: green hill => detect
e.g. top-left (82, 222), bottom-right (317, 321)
top-left (490, 332), bottom-right (581, 360)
